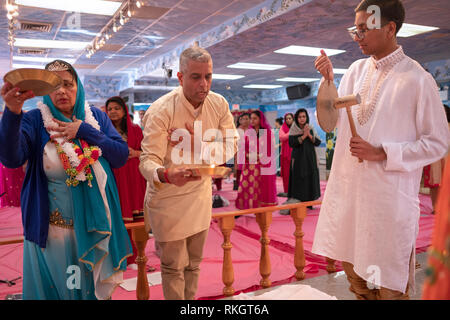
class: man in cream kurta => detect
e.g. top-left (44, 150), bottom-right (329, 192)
top-left (139, 47), bottom-right (238, 300)
top-left (312, 0), bottom-right (449, 299)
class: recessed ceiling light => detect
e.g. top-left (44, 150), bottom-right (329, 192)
top-left (213, 74), bottom-right (245, 80)
top-left (317, 68), bottom-right (348, 75)
top-left (60, 29), bottom-right (101, 37)
top-left (12, 63), bottom-right (45, 69)
top-left (227, 63), bottom-right (286, 71)
top-left (14, 0), bottom-right (121, 15)
top-left (243, 84), bottom-right (283, 89)
top-left (133, 85), bottom-right (179, 91)
top-left (13, 56), bottom-right (76, 64)
top-left (274, 45), bottom-right (345, 57)
top-left (397, 23), bottom-right (439, 37)
top-left (347, 23), bottom-right (439, 38)
top-left (14, 38), bottom-right (90, 50)
top-left (332, 69), bottom-right (347, 74)
top-left (276, 77), bottom-right (320, 82)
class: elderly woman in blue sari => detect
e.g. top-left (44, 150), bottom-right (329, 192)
top-left (0, 60), bottom-right (132, 300)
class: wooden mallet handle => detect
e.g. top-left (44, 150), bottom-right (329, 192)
top-left (334, 95), bottom-right (363, 163)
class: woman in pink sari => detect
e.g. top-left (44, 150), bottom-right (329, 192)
top-left (279, 113), bottom-right (294, 194)
top-left (0, 163), bottom-right (25, 207)
top-left (236, 110), bottom-right (277, 209)
top-left (106, 96), bottom-right (147, 267)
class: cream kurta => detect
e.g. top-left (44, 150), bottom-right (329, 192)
top-left (139, 86), bottom-right (238, 242)
top-left (312, 47), bottom-right (450, 293)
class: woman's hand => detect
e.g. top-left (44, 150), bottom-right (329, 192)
top-left (128, 147), bottom-right (141, 159)
top-left (49, 116), bottom-right (83, 141)
top-left (301, 124), bottom-right (310, 141)
top-left (1, 82), bottom-right (35, 115)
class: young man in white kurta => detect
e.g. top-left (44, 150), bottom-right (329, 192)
top-left (139, 47), bottom-right (238, 300)
top-left (312, 0), bottom-right (450, 299)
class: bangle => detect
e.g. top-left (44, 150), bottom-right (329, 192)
top-left (163, 169), bottom-right (171, 184)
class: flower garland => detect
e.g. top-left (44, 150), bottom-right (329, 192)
top-left (54, 139), bottom-right (100, 187)
top-left (38, 101), bottom-right (103, 187)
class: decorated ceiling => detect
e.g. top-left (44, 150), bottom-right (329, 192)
top-left (0, 0), bottom-right (449, 107)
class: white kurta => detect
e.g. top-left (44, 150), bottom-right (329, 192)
top-left (312, 46), bottom-right (450, 293)
top-left (139, 86), bottom-right (238, 242)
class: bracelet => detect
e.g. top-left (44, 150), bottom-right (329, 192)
top-left (163, 169), bottom-right (171, 184)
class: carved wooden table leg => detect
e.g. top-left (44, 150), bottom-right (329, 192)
top-left (326, 257), bottom-right (337, 273)
top-left (290, 207), bottom-right (306, 280)
top-left (132, 226), bottom-right (150, 300)
top-left (256, 211), bottom-right (272, 288)
top-left (219, 216), bottom-right (235, 297)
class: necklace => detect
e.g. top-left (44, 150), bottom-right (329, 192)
top-left (38, 102), bottom-right (103, 187)
top-left (357, 46), bottom-right (405, 126)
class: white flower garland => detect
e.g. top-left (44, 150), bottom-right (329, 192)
top-left (38, 101), bottom-right (103, 182)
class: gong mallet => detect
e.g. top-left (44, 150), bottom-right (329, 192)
top-left (316, 80), bottom-right (363, 163)
top-left (334, 94), bottom-right (363, 163)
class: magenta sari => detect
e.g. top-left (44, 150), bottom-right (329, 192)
top-left (0, 163), bottom-right (25, 207)
top-left (236, 111), bottom-right (278, 209)
top-left (279, 113), bottom-right (293, 193)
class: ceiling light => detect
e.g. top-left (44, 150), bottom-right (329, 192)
top-left (14, 0), bottom-right (121, 16)
top-left (332, 69), bottom-right (347, 74)
top-left (136, 1), bottom-right (142, 8)
top-left (14, 38), bottom-right (90, 49)
top-left (243, 84), bottom-right (283, 89)
top-left (119, 12), bottom-right (125, 25)
top-left (227, 62), bottom-right (285, 71)
top-left (213, 74), bottom-right (245, 80)
top-left (13, 56), bottom-right (75, 64)
top-left (347, 23), bottom-right (439, 38)
top-left (397, 23), bottom-right (439, 37)
top-left (274, 45), bottom-right (345, 57)
top-left (317, 68), bottom-right (347, 75)
top-left (12, 63), bottom-right (46, 69)
top-left (133, 85), bottom-right (179, 91)
top-left (60, 29), bottom-right (101, 37)
top-left (276, 77), bottom-right (321, 82)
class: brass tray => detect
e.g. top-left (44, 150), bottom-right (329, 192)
top-left (3, 68), bottom-right (63, 96)
top-left (187, 165), bottom-right (231, 178)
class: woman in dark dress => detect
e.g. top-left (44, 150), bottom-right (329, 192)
top-left (288, 108), bottom-right (321, 205)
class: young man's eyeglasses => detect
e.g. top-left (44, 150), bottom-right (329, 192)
top-left (348, 21), bottom-right (391, 41)
top-left (348, 28), bottom-right (369, 41)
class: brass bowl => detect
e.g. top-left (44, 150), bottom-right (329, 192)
top-left (3, 68), bottom-right (63, 96)
top-left (187, 165), bottom-right (231, 178)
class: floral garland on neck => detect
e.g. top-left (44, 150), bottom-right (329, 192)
top-left (38, 101), bottom-right (103, 187)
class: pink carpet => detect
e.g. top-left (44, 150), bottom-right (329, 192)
top-left (0, 177), bottom-right (435, 300)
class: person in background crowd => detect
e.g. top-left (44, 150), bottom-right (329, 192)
top-left (236, 110), bottom-right (277, 209)
top-left (106, 96), bottom-right (147, 269)
top-left (279, 112), bottom-right (294, 197)
top-left (287, 109), bottom-right (321, 208)
top-left (0, 162), bottom-right (25, 207)
top-left (233, 112), bottom-right (250, 191)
